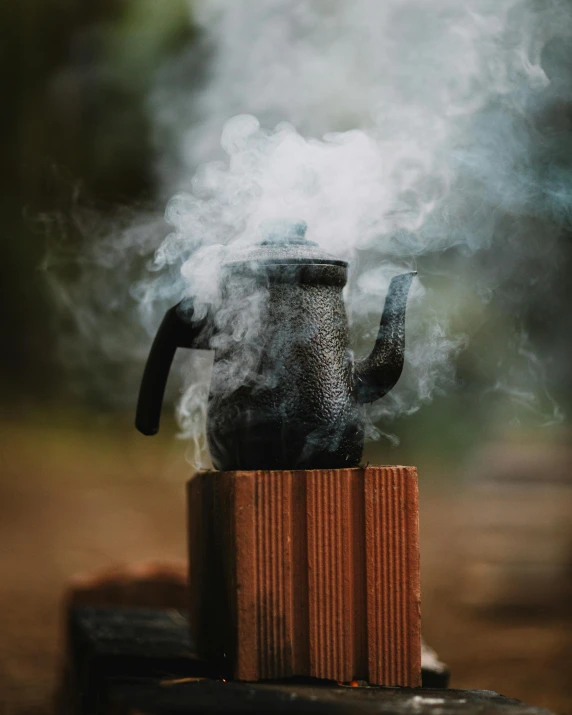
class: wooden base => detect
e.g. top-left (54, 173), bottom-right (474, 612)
top-left (187, 466), bottom-right (421, 686)
top-left (69, 608), bottom-right (563, 715)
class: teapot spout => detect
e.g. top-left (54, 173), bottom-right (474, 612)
top-left (354, 272), bottom-right (416, 404)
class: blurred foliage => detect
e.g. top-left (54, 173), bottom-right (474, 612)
top-left (2, 0), bottom-right (193, 410)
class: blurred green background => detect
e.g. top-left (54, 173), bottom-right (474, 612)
top-left (2, 1), bottom-right (572, 713)
top-left (3, 0), bottom-right (192, 416)
top-left (4, 0), bottom-right (572, 451)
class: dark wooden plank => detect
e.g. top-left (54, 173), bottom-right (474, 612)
top-left (61, 606), bottom-right (210, 715)
top-left (58, 607), bottom-right (466, 715)
top-left (107, 678), bottom-right (553, 715)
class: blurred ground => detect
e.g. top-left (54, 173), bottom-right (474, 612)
top-left (0, 420), bottom-right (571, 715)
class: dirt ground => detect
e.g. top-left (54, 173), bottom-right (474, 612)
top-left (1, 420), bottom-right (571, 714)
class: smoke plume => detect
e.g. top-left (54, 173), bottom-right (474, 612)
top-left (52, 0), bottom-right (572, 465)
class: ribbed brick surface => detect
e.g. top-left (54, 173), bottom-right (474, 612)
top-left (306, 469), bottom-right (363, 681)
top-left (365, 467), bottom-right (421, 685)
top-left (254, 473), bottom-right (294, 678)
top-left (187, 466), bottom-right (420, 686)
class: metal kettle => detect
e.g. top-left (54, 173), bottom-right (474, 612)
top-left (136, 221), bottom-right (415, 471)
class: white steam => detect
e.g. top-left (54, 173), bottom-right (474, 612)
top-left (52, 0), bottom-right (572, 464)
top-left (148, 115), bottom-right (464, 455)
top-left (143, 0), bottom-right (572, 461)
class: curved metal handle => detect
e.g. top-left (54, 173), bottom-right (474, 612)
top-left (135, 301), bottom-right (203, 435)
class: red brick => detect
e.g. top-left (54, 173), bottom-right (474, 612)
top-left (187, 466), bottom-right (420, 686)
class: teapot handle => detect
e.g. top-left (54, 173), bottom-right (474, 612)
top-left (135, 301), bottom-right (204, 435)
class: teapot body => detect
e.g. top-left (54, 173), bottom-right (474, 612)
top-left (206, 264), bottom-right (364, 470)
top-left (135, 221), bottom-right (415, 472)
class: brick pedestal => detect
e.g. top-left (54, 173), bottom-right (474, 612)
top-left (187, 466), bottom-right (421, 686)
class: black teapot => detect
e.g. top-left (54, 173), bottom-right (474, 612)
top-left (136, 221), bottom-right (415, 471)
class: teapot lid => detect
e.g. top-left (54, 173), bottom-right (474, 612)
top-left (224, 220), bottom-right (347, 267)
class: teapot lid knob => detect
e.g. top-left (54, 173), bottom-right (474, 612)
top-left (260, 219), bottom-right (315, 246)
top-left (225, 218), bottom-right (345, 267)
